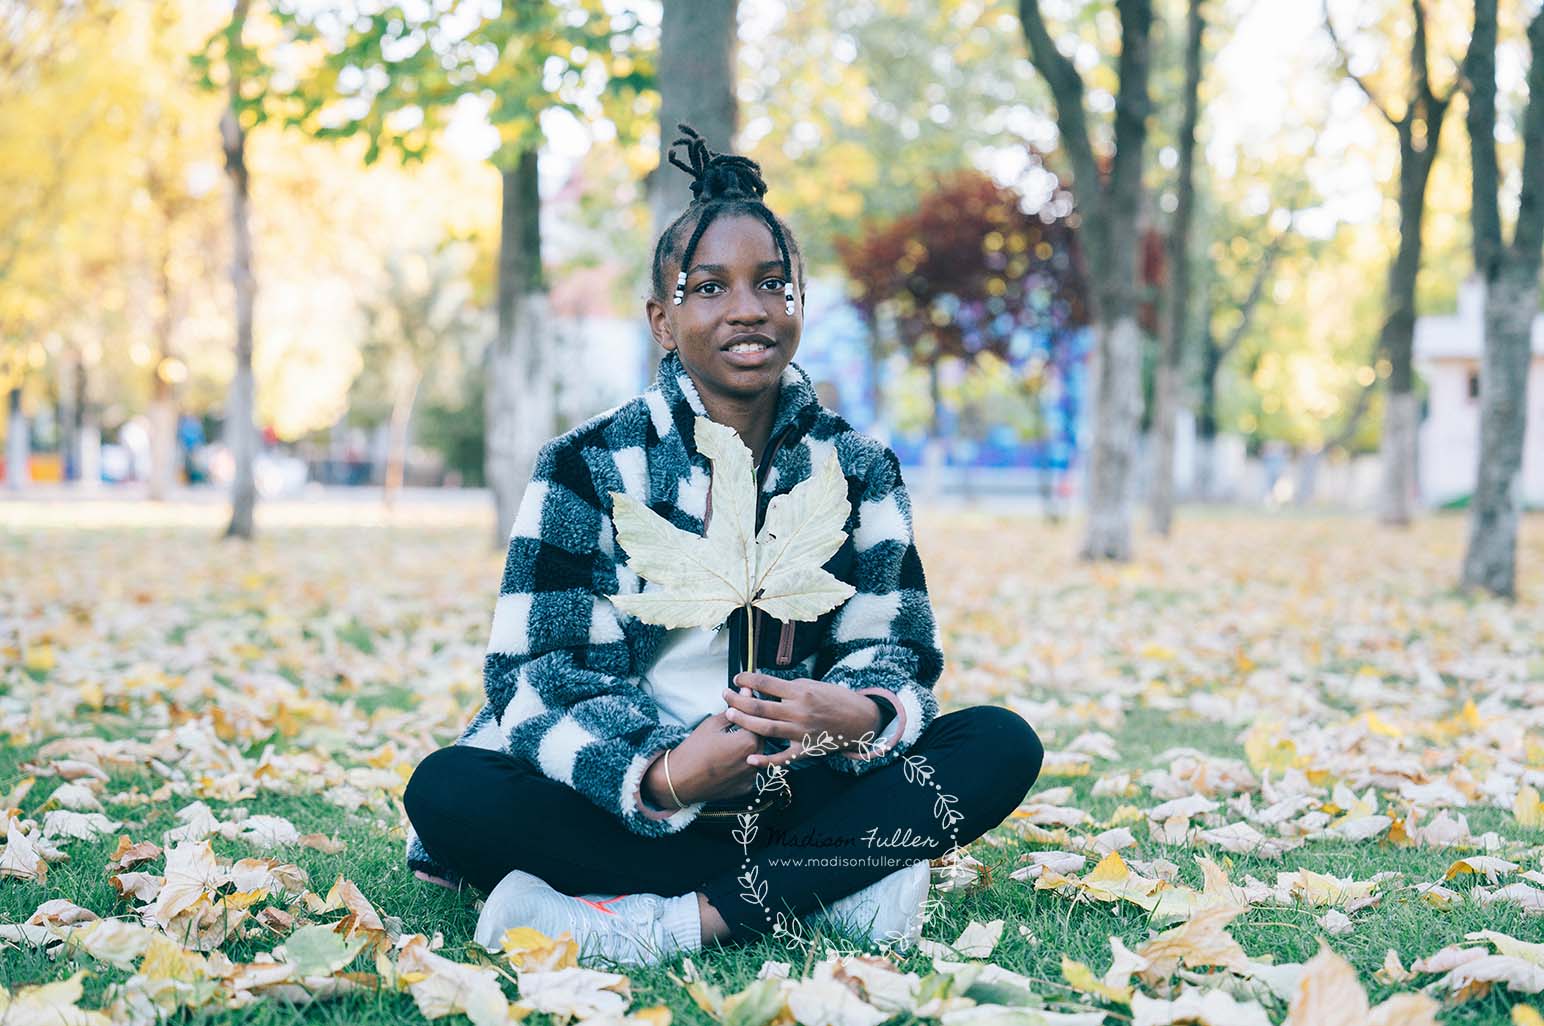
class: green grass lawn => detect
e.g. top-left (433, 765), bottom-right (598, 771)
top-left (2, 503), bottom-right (1542, 1024)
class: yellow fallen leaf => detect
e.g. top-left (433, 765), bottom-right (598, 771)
top-left (1284, 943), bottom-right (1440, 1026)
top-left (1243, 727), bottom-right (1297, 773)
top-left (1281, 868), bottom-right (1379, 907)
top-left (1514, 786), bottom-right (1544, 829)
top-left (1445, 856), bottom-right (1519, 884)
top-left (0, 969), bottom-right (110, 1026)
top-left (397, 933), bottom-right (516, 1026)
top-left (1137, 904), bottom-right (1251, 982)
top-left (23, 643), bottom-right (55, 673)
top-left (500, 927), bottom-right (578, 972)
top-left (1375, 949), bottom-right (1413, 984)
top-left (1466, 931), bottom-right (1544, 968)
top-left (1061, 954), bottom-right (1131, 1003)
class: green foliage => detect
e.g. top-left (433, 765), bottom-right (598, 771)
top-left (416, 362), bottom-right (486, 488)
top-left (262, 0), bottom-right (656, 169)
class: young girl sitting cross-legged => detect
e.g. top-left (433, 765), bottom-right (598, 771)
top-left (403, 124), bottom-right (1044, 967)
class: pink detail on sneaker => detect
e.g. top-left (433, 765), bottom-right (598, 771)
top-left (574, 894), bottom-right (628, 915)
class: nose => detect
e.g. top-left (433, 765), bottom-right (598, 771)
top-left (725, 281), bottom-right (768, 325)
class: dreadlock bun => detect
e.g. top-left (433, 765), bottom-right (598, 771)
top-left (668, 123), bottom-right (768, 203)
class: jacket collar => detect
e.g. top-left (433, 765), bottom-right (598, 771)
top-left (652, 348), bottom-right (821, 457)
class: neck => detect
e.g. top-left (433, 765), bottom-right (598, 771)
top-left (695, 384), bottom-right (780, 466)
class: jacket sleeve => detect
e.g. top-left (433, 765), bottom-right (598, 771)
top-left (816, 447), bottom-right (945, 775)
top-left (472, 437), bottom-right (704, 837)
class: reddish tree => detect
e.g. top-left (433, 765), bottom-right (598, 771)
top-left (835, 168), bottom-right (1089, 369)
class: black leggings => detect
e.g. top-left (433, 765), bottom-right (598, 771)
top-left (404, 704), bottom-right (1042, 942)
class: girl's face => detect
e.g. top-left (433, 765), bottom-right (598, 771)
top-left (646, 214), bottom-right (802, 405)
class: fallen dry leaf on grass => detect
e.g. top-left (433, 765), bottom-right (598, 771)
top-left (5, 506), bottom-right (1544, 1024)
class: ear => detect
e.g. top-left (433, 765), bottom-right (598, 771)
top-left (644, 295), bottom-right (678, 351)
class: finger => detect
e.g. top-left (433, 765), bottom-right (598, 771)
top-left (722, 688), bottom-right (790, 721)
top-left (723, 707), bottom-right (800, 739)
top-left (748, 740), bottom-right (806, 768)
top-left (732, 671), bottom-right (793, 698)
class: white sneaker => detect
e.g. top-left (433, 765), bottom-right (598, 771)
top-left (805, 860), bottom-right (931, 950)
top-left (473, 869), bottom-right (702, 968)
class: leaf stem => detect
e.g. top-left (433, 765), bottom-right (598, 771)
top-left (745, 603), bottom-right (754, 675)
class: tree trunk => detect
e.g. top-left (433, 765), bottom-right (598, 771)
top-left (221, 0), bottom-right (257, 540)
top-left (1294, 447), bottom-right (1321, 507)
top-left (1083, 314), bottom-right (1144, 557)
top-left (1461, 1), bottom-right (1543, 598)
top-left (383, 370), bottom-right (421, 509)
top-left (1149, 0), bottom-right (1204, 537)
top-left (645, 0), bottom-right (738, 384)
top-left (149, 232), bottom-right (177, 502)
top-left (1194, 316), bottom-right (1220, 501)
top-left (1376, 120), bottom-right (1443, 526)
top-left (1323, 1), bottom-right (1453, 527)
top-left (148, 385), bottom-right (177, 501)
top-left (58, 350), bottom-right (78, 483)
top-left (485, 147), bottom-right (554, 546)
top-left (78, 405), bottom-right (100, 491)
top-left (860, 305), bottom-right (883, 430)
top-left (1461, 268), bottom-right (1537, 596)
top-left (1019, 0), bottom-right (1153, 561)
top-left (1377, 391), bottom-right (1419, 522)
top-left (73, 352), bottom-right (99, 489)
top-left (4, 388), bottom-right (28, 489)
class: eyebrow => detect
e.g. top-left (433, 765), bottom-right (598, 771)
top-left (684, 260), bottom-right (786, 278)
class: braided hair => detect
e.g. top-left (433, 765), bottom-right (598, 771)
top-left (649, 123), bottom-right (806, 314)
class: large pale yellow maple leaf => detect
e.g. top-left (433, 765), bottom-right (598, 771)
top-left (608, 417), bottom-right (856, 630)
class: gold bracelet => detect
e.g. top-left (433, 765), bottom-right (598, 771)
top-left (663, 749), bottom-right (685, 809)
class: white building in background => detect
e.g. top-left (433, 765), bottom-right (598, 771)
top-left (1414, 277), bottom-right (1544, 507)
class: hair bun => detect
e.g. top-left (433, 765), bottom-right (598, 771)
top-left (667, 122), bottom-right (768, 204)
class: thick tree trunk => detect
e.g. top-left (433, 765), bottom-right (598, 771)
top-left (1377, 391), bottom-right (1419, 522)
top-left (1083, 314), bottom-right (1145, 557)
top-left (4, 388), bottom-right (28, 489)
top-left (1461, 270), bottom-right (1536, 595)
top-left (1020, 0), bottom-right (1152, 560)
top-left (1461, 1), bottom-right (1543, 598)
top-left (485, 148), bottom-right (554, 546)
top-left (1376, 123), bottom-right (1442, 526)
top-left (645, 0), bottom-right (738, 384)
top-left (1149, 0), bottom-right (1204, 537)
top-left (221, 1), bottom-right (256, 540)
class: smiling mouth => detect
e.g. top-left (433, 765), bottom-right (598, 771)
top-left (723, 335), bottom-right (775, 354)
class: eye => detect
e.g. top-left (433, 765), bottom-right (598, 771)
top-left (761, 277), bottom-right (787, 290)
top-left (694, 281), bottom-right (724, 295)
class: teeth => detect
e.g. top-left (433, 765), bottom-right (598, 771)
top-left (726, 343), bottom-right (769, 353)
